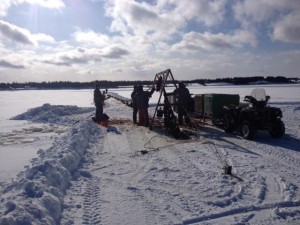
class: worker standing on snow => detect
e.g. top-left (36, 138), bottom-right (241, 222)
top-left (173, 82), bottom-right (191, 125)
top-left (131, 85), bottom-right (138, 124)
top-left (94, 83), bottom-right (105, 122)
top-left (136, 85), bottom-right (155, 127)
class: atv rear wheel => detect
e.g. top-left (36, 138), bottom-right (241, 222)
top-left (269, 119), bottom-right (285, 138)
top-left (241, 121), bottom-right (255, 140)
top-left (223, 115), bottom-right (234, 133)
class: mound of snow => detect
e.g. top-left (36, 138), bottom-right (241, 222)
top-left (11, 103), bottom-right (94, 125)
top-left (0, 119), bottom-right (104, 224)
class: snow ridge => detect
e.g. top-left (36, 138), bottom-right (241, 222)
top-left (11, 103), bottom-right (94, 125)
top-left (0, 119), bottom-right (103, 225)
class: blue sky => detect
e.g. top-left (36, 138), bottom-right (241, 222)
top-left (0, 0), bottom-right (299, 82)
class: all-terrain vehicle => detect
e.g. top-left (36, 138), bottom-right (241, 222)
top-left (222, 88), bottom-right (285, 139)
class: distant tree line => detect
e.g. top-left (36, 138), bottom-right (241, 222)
top-left (0, 76), bottom-right (298, 90)
top-left (189, 76), bottom-right (298, 85)
top-left (0, 80), bottom-right (153, 90)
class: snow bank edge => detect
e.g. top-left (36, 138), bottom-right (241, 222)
top-left (0, 120), bottom-right (103, 225)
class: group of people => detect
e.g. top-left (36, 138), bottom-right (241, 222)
top-left (93, 81), bottom-right (192, 127)
top-left (131, 85), bottom-right (155, 127)
top-left (131, 82), bottom-right (192, 127)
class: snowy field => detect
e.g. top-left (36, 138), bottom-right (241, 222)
top-left (0, 84), bottom-right (300, 225)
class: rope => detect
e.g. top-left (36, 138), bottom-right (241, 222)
top-left (134, 127), bottom-right (203, 156)
top-left (136, 102), bottom-right (233, 175)
top-left (179, 105), bottom-right (233, 174)
top-left (204, 140), bottom-right (229, 168)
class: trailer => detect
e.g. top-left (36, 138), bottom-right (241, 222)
top-left (193, 93), bottom-right (240, 125)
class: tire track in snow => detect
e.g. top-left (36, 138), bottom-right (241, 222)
top-left (81, 177), bottom-right (102, 225)
top-left (237, 139), bottom-right (300, 204)
top-left (256, 173), bottom-right (288, 205)
top-left (91, 125), bottom-right (163, 225)
top-left (103, 125), bottom-right (200, 224)
top-left (200, 119), bottom-right (300, 224)
top-left (183, 201), bottom-right (300, 224)
top-left (125, 133), bottom-right (248, 223)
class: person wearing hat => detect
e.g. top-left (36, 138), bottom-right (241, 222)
top-left (131, 85), bottom-right (138, 124)
top-left (136, 85), bottom-right (155, 127)
top-left (94, 83), bottom-right (104, 122)
top-left (173, 82), bottom-right (191, 125)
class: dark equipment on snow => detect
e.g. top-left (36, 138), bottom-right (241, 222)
top-left (222, 88), bottom-right (285, 140)
top-left (92, 113), bottom-right (110, 123)
top-left (193, 93), bottom-right (240, 126)
top-left (224, 165), bottom-right (232, 175)
top-left (140, 150), bottom-right (149, 155)
top-left (149, 69), bottom-right (186, 139)
top-left (157, 107), bottom-right (164, 118)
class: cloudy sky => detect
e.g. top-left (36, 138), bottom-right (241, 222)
top-left (0, 0), bottom-right (299, 82)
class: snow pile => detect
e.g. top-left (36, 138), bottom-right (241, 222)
top-left (0, 116), bottom-right (103, 224)
top-left (11, 103), bottom-right (94, 125)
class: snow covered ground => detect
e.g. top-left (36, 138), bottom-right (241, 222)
top-left (0, 85), bottom-right (300, 225)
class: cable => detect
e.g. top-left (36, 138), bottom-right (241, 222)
top-left (137, 128), bottom-right (204, 156)
top-left (180, 103), bottom-right (233, 175)
top-left (138, 101), bottom-right (233, 175)
top-left (201, 138), bottom-right (232, 175)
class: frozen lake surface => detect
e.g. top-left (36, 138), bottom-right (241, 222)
top-left (1, 84), bottom-right (299, 121)
top-left (0, 84), bottom-right (299, 182)
top-left (0, 84), bottom-right (300, 225)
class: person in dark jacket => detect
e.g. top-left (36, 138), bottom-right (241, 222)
top-left (131, 85), bottom-right (138, 124)
top-left (136, 85), bottom-right (155, 127)
top-left (94, 84), bottom-right (104, 122)
top-left (173, 82), bottom-right (191, 125)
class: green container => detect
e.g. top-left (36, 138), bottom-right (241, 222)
top-left (204, 94), bottom-right (240, 118)
top-left (194, 94), bottom-right (204, 114)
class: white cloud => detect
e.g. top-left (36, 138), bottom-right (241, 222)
top-left (100, 44), bottom-right (130, 58)
top-left (73, 30), bottom-right (111, 47)
top-left (272, 13), bottom-right (300, 44)
top-left (172, 30), bottom-right (257, 52)
top-left (106, 0), bottom-right (178, 39)
top-left (167, 50), bottom-right (300, 79)
top-left (105, 0), bottom-right (227, 41)
top-left (233, 0), bottom-right (300, 43)
top-left (0, 0), bottom-right (11, 17)
top-left (34, 33), bottom-right (55, 44)
top-left (157, 0), bottom-right (227, 27)
top-left (233, 0), bottom-right (299, 25)
top-left (0, 0), bottom-right (65, 17)
top-left (72, 30), bottom-right (130, 59)
top-left (0, 59), bottom-right (25, 69)
top-left (0, 20), bottom-right (36, 46)
top-left (0, 20), bottom-right (55, 46)
top-left (40, 43), bottom-right (129, 67)
top-left (41, 48), bottom-right (102, 66)
top-left (71, 28), bottom-right (153, 61)
top-left (0, 48), bottom-right (33, 71)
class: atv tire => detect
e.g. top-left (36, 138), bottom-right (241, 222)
top-left (223, 115), bottom-right (234, 133)
top-left (241, 121), bottom-right (255, 140)
top-left (269, 119), bottom-right (285, 138)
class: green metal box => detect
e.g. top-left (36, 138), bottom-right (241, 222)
top-left (204, 94), bottom-right (240, 118)
top-left (194, 94), bottom-right (204, 114)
